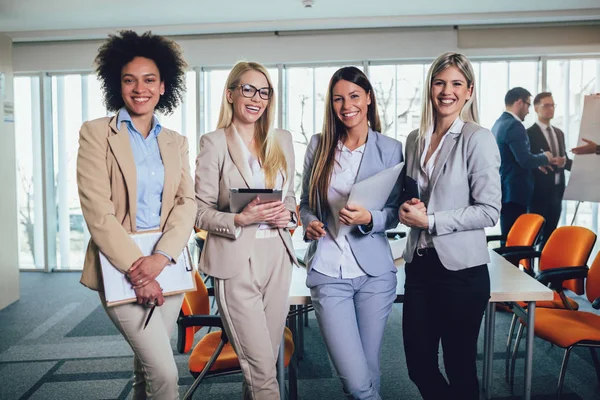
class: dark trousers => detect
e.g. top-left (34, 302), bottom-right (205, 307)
top-left (529, 188), bottom-right (563, 248)
top-left (403, 249), bottom-right (490, 400)
top-left (500, 202), bottom-right (527, 245)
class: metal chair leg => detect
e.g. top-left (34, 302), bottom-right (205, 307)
top-left (183, 339), bottom-right (226, 400)
top-left (510, 323), bottom-right (525, 388)
top-left (557, 346), bottom-right (573, 399)
top-left (589, 347), bottom-right (600, 384)
top-left (506, 313), bottom-right (518, 382)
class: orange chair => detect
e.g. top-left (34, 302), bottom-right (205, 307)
top-left (506, 226), bottom-right (597, 386)
top-left (511, 249), bottom-right (600, 397)
top-left (177, 272), bottom-right (295, 400)
top-left (489, 213), bottom-right (545, 273)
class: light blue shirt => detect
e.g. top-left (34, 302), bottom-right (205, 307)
top-left (116, 108), bottom-right (165, 230)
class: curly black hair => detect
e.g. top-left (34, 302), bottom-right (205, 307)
top-left (95, 30), bottom-right (187, 115)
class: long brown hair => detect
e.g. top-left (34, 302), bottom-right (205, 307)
top-left (309, 66), bottom-right (381, 211)
top-left (217, 61), bottom-right (287, 188)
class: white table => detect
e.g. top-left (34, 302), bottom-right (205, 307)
top-left (278, 242), bottom-right (553, 400)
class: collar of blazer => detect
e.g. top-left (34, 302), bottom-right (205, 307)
top-left (354, 126), bottom-right (382, 183)
top-left (107, 114), bottom-right (178, 232)
top-left (413, 122), bottom-right (463, 196)
top-left (315, 126), bottom-right (381, 220)
top-left (224, 124), bottom-right (256, 188)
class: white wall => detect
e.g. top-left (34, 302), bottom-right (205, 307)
top-left (0, 33), bottom-right (20, 310)
top-left (12, 24), bottom-right (600, 74)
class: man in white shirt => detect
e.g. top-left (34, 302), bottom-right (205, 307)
top-left (527, 92), bottom-right (571, 247)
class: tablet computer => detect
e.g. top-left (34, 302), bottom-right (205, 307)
top-left (229, 188), bottom-right (283, 213)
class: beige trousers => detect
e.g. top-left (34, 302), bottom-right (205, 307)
top-left (101, 293), bottom-right (184, 400)
top-left (215, 236), bottom-right (293, 400)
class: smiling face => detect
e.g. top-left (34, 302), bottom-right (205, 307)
top-left (331, 79), bottom-right (371, 133)
top-left (227, 69), bottom-right (270, 127)
top-left (430, 65), bottom-right (473, 122)
top-left (120, 56), bottom-right (164, 119)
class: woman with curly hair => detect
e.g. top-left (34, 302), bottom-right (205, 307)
top-left (76, 30), bottom-right (196, 399)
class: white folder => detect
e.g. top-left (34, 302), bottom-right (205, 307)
top-left (336, 161), bottom-right (405, 239)
top-left (99, 231), bottom-right (196, 307)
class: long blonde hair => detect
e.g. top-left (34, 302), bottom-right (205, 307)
top-left (419, 52), bottom-right (479, 139)
top-left (217, 61), bottom-right (287, 188)
top-left (309, 66), bottom-right (381, 211)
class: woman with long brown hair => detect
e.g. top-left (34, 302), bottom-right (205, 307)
top-left (299, 66), bottom-right (405, 399)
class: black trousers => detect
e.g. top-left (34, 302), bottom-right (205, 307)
top-left (530, 188), bottom-right (563, 248)
top-left (403, 249), bottom-right (490, 400)
top-left (500, 202), bottom-right (527, 245)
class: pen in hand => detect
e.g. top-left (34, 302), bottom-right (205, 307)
top-left (144, 305), bottom-right (155, 330)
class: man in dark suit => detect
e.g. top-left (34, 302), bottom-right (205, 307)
top-left (528, 92), bottom-right (571, 247)
top-left (491, 87), bottom-right (555, 243)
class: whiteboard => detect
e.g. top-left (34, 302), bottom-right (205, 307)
top-left (564, 94), bottom-right (600, 203)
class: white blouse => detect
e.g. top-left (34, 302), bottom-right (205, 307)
top-left (237, 133), bottom-right (285, 238)
top-left (311, 141), bottom-right (366, 279)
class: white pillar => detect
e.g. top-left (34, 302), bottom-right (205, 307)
top-left (0, 33), bottom-right (20, 309)
top-left (56, 76), bottom-right (70, 269)
top-left (31, 76), bottom-right (45, 268)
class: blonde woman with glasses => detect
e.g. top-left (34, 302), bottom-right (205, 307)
top-left (399, 52), bottom-right (501, 400)
top-left (194, 61), bottom-right (297, 400)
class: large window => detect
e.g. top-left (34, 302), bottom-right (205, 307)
top-left (370, 64), bottom-right (426, 144)
top-left (51, 74), bottom-right (106, 270)
top-left (12, 56), bottom-right (600, 271)
top-left (474, 60), bottom-right (540, 130)
top-left (159, 71), bottom-right (198, 169)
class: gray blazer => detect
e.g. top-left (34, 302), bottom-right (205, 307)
top-left (299, 128), bottom-right (403, 276)
top-left (403, 122), bottom-right (501, 271)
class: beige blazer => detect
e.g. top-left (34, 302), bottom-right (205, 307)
top-left (77, 115), bottom-right (197, 291)
top-left (195, 126), bottom-right (298, 279)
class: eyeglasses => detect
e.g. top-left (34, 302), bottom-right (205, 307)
top-left (231, 84), bottom-right (273, 100)
top-left (523, 101), bottom-right (531, 108)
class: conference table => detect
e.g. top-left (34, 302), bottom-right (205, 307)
top-left (276, 236), bottom-right (554, 400)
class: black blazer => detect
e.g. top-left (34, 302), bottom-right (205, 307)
top-left (527, 123), bottom-right (572, 202)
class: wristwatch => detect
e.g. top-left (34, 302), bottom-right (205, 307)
top-left (595, 145), bottom-right (600, 155)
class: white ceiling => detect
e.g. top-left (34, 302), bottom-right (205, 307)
top-left (1, 0), bottom-right (600, 42)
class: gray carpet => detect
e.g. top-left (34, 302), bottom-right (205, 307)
top-left (1, 272), bottom-right (600, 399)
